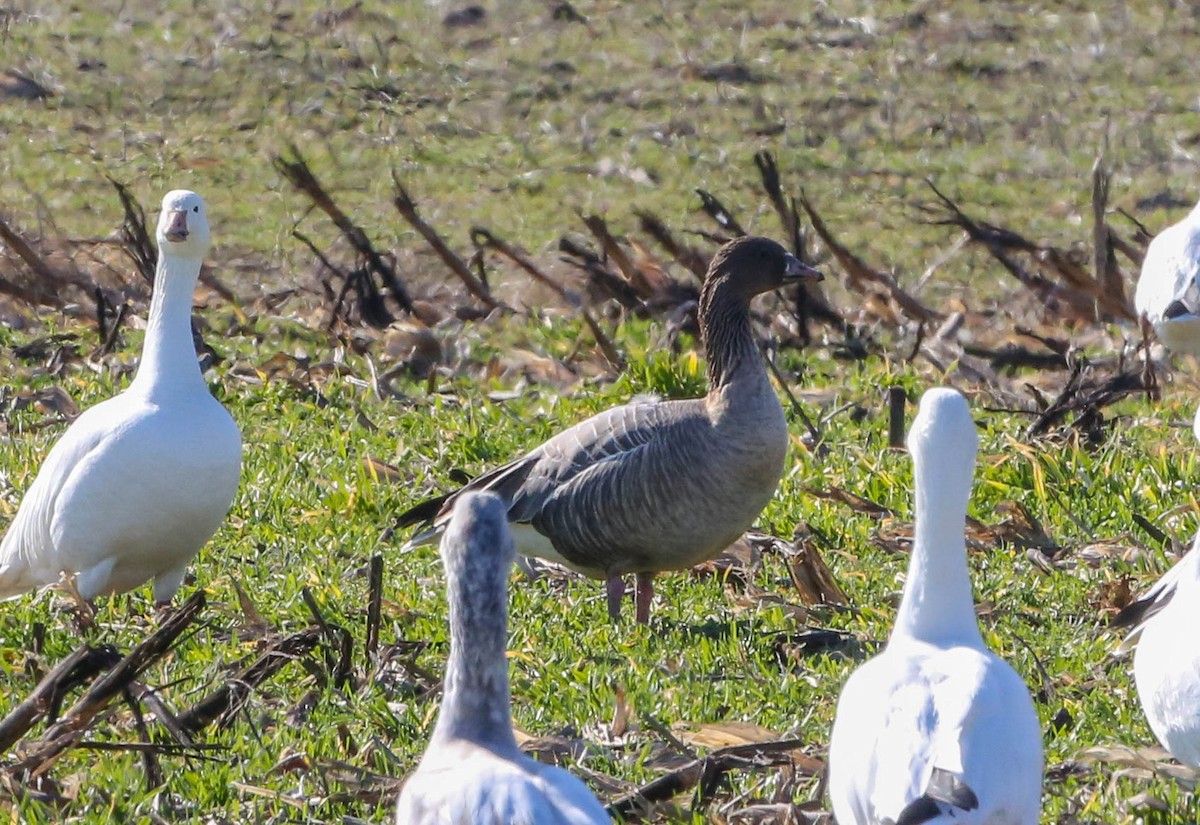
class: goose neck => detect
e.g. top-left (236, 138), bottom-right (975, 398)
top-left (892, 456), bottom-right (983, 647)
top-left (701, 284), bottom-right (762, 391)
top-left (131, 253), bottom-right (206, 397)
top-left (429, 566), bottom-right (519, 753)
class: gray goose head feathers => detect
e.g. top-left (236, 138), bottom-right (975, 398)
top-left (399, 236), bottom-right (821, 623)
top-left (700, 236), bottom-right (822, 388)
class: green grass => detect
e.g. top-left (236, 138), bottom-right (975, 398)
top-left (0, 318), bottom-right (1196, 822)
top-left (4, 0), bottom-right (1200, 822)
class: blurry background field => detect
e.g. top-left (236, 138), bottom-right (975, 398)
top-left (2, 1), bottom-right (1200, 822)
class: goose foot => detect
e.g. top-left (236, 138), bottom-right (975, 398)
top-left (59, 572), bottom-right (97, 633)
top-left (605, 575), bottom-right (627, 621)
top-left (634, 573), bottom-right (654, 624)
top-left (69, 607), bottom-right (96, 634)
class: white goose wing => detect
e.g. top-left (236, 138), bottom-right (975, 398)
top-left (1135, 216), bottom-right (1200, 323)
top-left (0, 396), bottom-right (132, 596)
top-left (1114, 538), bottom-right (1200, 653)
top-left (0, 390), bottom-right (240, 600)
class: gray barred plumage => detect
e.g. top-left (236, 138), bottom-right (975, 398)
top-left (398, 236), bottom-right (822, 622)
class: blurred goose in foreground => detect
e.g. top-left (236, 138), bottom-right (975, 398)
top-left (394, 492), bottom-right (611, 824)
top-left (0, 190), bottom-right (241, 609)
top-left (1135, 197), bottom-right (1200, 355)
top-left (398, 236), bottom-right (821, 623)
top-left (1114, 533), bottom-right (1200, 766)
top-left (828, 388), bottom-right (1043, 825)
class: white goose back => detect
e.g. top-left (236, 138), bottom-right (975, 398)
top-left (827, 388), bottom-right (1043, 825)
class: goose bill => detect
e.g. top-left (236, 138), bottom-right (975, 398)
top-left (164, 209), bottom-right (189, 242)
top-left (782, 254), bottom-right (822, 283)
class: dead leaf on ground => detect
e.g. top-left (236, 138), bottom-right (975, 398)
top-left (772, 629), bottom-right (866, 671)
top-left (28, 386), bottom-right (79, 419)
top-left (383, 320), bottom-right (443, 377)
top-left (487, 349), bottom-right (579, 388)
top-left (691, 533), bottom-right (764, 588)
top-left (671, 721), bottom-right (782, 750)
top-left (983, 499), bottom-right (1061, 554)
top-left (785, 529), bottom-right (848, 606)
top-left (1092, 575), bottom-right (1135, 619)
top-left (363, 455), bottom-right (404, 483)
top-left (724, 802), bottom-right (831, 824)
top-left (0, 70), bottom-right (53, 100)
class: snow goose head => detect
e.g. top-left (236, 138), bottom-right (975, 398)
top-left (907, 387), bottom-right (978, 495)
top-left (157, 190), bottom-right (211, 261)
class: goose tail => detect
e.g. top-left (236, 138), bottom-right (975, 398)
top-left (0, 560), bottom-right (36, 602)
top-left (400, 526), bottom-right (443, 553)
top-left (892, 769), bottom-right (978, 825)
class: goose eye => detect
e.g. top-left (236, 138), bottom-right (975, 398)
top-left (193, 205), bottom-right (200, 213)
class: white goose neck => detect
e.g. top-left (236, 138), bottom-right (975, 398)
top-left (131, 253), bottom-right (206, 398)
top-left (893, 432), bottom-right (984, 647)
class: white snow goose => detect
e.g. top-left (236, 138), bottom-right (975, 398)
top-left (394, 492), bottom-right (611, 824)
top-left (827, 388), bottom-right (1044, 825)
top-left (0, 190), bottom-right (242, 609)
top-left (1135, 197), bottom-right (1200, 355)
top-left (397, 236), bottom-right (822, 623)
top-left (1114, 531), bottom-right (1200, 766)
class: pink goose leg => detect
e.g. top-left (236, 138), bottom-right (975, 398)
top-left (634, 573), bottom-right (654, 624)
top-left (605, 575), bottom-right (625, 621)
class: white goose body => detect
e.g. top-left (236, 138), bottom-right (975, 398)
top-left (395, 492), bottom-right (610, 825)
top-left (1135, 198), bottom-right (1200, 354)
top-left (1119, 535), bottom-right (1200, 765)
top-left (827, 389), bottom-right (1043, 825)
top-left (0, 190), bottom-right (241, 605)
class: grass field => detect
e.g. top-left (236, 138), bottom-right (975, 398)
top-left (3, 1), bottom-right (1200, 822)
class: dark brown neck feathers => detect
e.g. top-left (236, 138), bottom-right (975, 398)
top-left (699, 274), bottom-right (758, 389)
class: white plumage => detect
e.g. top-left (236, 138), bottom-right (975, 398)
top-left (0, 190), bottom-right (241, 606)
top-left (827, 388), bottom-right (1043, 825)
top-left (395, 492), bottom-right (609, 825)
top-left (1117, 533), bottom-right (1200, 766)
top-left (1134, 198), bottom-right (1200, 355)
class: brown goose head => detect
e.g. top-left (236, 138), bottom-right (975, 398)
top-left (702, 236), bottom-right (822, 303)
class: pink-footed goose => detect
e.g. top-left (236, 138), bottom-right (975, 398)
top-left (394, 492), bottom-right (611, 824)
top-left (0, 190), bottom-right (242, 609)
top-left (398, 236), bottom-right (821, 622)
